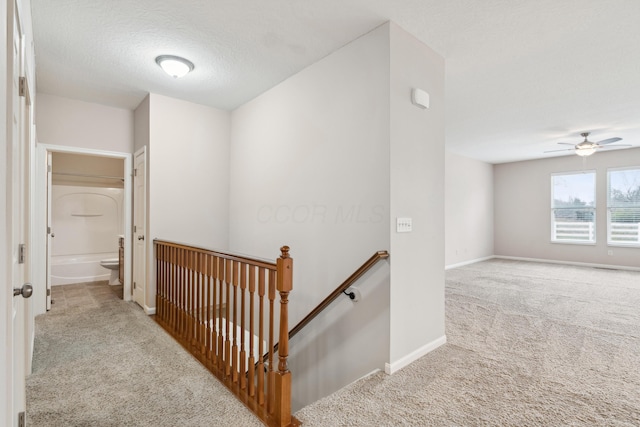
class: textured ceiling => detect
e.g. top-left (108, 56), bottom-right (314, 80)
top-left (30, 0), bottom-right (640, 163)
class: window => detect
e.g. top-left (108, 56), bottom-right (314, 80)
top-left (551, 172), bottom-right (596, 243)
top-left (607, 167), bottom-right (640, 246)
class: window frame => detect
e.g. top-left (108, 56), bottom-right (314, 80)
top-left (606, 166), bottom-right (640, 247)
top-left (550, 170), bottom-right (596, 245)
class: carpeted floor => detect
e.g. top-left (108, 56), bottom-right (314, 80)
top-left (28, 260), bottom-right (640, 426)
top-left (296, 259), bottom-right (640, 426)
top-left (27, 281), bottom-right (263, 427)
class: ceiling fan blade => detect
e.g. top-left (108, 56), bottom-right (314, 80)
top-left (557, 142), bottom-right (575, 146)
top-left (544, 148), bottom-right (574, 153)
top-left (596, 144), bottom-right (632, 148)
top-left (596, 137), bottom-right (622, 145)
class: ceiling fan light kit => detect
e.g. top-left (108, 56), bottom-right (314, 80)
top-left (545, 132), bottom-right (630, 157)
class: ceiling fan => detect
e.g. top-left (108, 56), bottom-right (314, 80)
top-left (545, 132), bottom-right (630, 157)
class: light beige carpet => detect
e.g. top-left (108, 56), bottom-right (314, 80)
top-left (27, 282), bottom-right (263, 427)
top-left (28, 260), bottom-right (640, 426)
top-left (296, 259), bottom-right (640, 426)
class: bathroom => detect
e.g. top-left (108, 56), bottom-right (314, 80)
top-left (49, 152), bottom-right (125, 295)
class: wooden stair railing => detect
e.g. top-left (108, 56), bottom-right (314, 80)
top-left (154, 240), bottom-right (300, 427)
top-left (269, 250), bottom-right (389, 357)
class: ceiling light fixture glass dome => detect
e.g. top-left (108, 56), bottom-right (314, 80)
top-left (155, 55), bottom-right (194, 78)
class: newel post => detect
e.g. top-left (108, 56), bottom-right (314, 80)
top-left (274, 246), bottom-right (293, 426)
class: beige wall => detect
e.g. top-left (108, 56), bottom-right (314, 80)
top-left (229, 21), bottom-right (446, 407)
top-left (133, 95), bottom-right (150, 153)
top-left (230, 24), bottom-right (391, 410)
top-left (445, 151), bottom-right (494, 267)
top-left (388, 22), bottom-right (445, 366)
top-left (36, 93), bottom-right (134, 153)
top-left (148, 94), bottom-right (230, 250)
top-left (494, 147), bottom-right (640, 268)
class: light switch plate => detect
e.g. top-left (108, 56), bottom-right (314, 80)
top-left (396, 217), bottom-right (412, 233)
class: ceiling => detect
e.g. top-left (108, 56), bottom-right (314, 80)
top-left (30, 0), bottom-right (640, 164)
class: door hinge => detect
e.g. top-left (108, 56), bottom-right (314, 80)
top-left (47, 288), bottom-right (51, 296)
top-left (47, 226), bottom-right (51, 234)
top-left (133, 282), bottom-right (136, 289)
top-left (134, 168), bottom-right (137, 176)
top-left (18, 243), bottom-right (26, 264)
top-left (47, 164), bottom-right (52, 173)
top-left (18, 411), bottom-right (25, 427)
top-left (19, 77), bottom-right (26, 97)
top-left (133, 225), bottom-right (137, 233)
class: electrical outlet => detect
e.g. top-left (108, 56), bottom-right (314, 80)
top-left (607, 250), bottom-right (613, 256)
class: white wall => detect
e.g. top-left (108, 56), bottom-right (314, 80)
top-left (134, 95), bottom-right (150, 153)
top-left (230, 24), bottom-right (391, 410)
top-left (388, 22), bottom-right (446, 367)
top-left (147, 94), bottom-right (231, 307)
top-left (36, 93), bottom-right (134, 153)
top-left (494, 147), bottom-right (640, 268)
top-left (148, 94), bottom-right (230, 249)
top-left (445, 151), bottom-right (494, 267)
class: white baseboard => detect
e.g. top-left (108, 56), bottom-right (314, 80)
top-left (495, 255), bottom-right (640, 272)
top-left (385, 335), bottom-right (447, 375)
top-left (445, 256), bottom-right (495, 270)
top-left (144, 305), bottom-right (156, 315)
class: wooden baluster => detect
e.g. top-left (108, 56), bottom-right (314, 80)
top-left (186, 250), bottom-right (192, 344)
top-left (217, 257), bottom-right (224, 371)
top-left (199, 252), bottom-right (205, 352)
top-left (274, 246), bottom-right (293, 426)
top-left (232, 260), bottom-right (239, 383)
top-left (156, 243), bottom-right (161, 318)
top-left (225, 259), bottom-right (232, 378)
top-left (209, 256), bottom-right (218, 367)
top-left (191, 250), bottom-right (197, 346)
top-left (248, 265), bottom-right (256, 398)
top-left (203, 253), bottom-right (210, 360)
top-left (267, 269), bottom-right (276, 414)
top-left (182, 248), bottom-right (188, 339)
top-left (178, 247), bottom-right (183, 335)
top-left (160, 244), bottom-right (166, 319)
top-left (168, 246), bottom-right (173, 328)
top-left (257, 268), bottom-right (265, 406)
top-left (172, 246), bottom-right (178, 332)
top-left (239, 262), bottom-right (247, 390)
top-left (198, 252), bottom-right (205, 354)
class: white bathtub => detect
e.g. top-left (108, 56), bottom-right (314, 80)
top-left (51, 253), bottom-right (117, 286)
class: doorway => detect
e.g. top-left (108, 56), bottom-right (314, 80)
top-left (34, 145), bottom-right (133, 316)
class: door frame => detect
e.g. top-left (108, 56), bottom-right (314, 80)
top-left (132, 147), bottom-right (148, 310)
top-left (33, 144), bottom-right (133, 314)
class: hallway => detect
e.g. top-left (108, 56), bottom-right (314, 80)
top-left (27, 281), bottom-right (262, 426)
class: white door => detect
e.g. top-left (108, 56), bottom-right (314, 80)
top-left (46, 151), bottom-right (52, 310)
top-left (6, 3), bottom-right (31, 425)
top-left (132, 148), bottom-right (146, 308)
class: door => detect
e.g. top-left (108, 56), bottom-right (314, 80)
top-left (7, 3), bottom-right (31, 425)
top-left (132, 148), bottom-right (146, 308)
top-left (46, 151), bottom-right (52, 310)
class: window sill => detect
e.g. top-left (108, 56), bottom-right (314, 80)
top-left (607, 243), bottom-right (640, 248)
top-left (550, 240), bottom-right (596, 246)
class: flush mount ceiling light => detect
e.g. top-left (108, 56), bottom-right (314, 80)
top-left (155, 55), bottom-right (194, 78)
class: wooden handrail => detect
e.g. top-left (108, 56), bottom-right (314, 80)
top-left (154, 240), bottom-right (299, 427)
top-left (269, 250), bottom-right (389, 357)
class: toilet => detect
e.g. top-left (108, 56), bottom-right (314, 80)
top-left (100, 258), bottom-right (120, 285)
